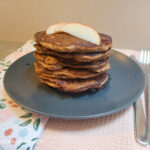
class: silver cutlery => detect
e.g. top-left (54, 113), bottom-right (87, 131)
top-left (131, 55), bottom-right (148, 145)
top-left (139, 50), bottom-right (150, 144)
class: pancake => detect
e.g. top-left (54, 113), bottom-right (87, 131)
top-left (34, 44), bottom-right (110, 63)
top-left (37, 60), bottom-right (109, 72)
top-left (34, 62), bottom-right (110, 79)
top-left (38, 73), bottom-right (109, 93)
top-left (34, 52), bottom-right (109, 71)
top-left (34, 31), bottom-right (112, 53)
top-left (34, 53), bottom-right (63, 70)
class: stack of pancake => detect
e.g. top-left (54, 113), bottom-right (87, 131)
top-left (33, 31), bottom-right (112, 93)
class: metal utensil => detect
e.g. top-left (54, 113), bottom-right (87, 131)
top-left (131, 55), bottom-right (148, 145)
top-left (139, 50), bottom-right (150, 144)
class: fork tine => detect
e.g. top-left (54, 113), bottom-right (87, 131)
top-left (148, 50), bottom-right (150, 64)
top-left (146, 50), bottom-right (149, 64)
top-left (145, 50), bottom-right (147, 64)
top-left (144, 50), bottom-right (147, 64)
top-left (139, 49), bottom-right (144, 63)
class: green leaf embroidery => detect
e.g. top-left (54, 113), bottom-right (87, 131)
top-left (31, 138), bottom-right (38, 142)
top-left (26, 146), bottom-right (30, 150)
top-left (0, 103), bottom-right (6, 109)
top-left (20, 113), bottom-right (32, 118)
top-left (19, 119), bottom-right (32, 126)
top-left (0, 99), bottom-right (6, 102)
top-left (32, 143), bottom-right (36, 150)
top-left (5, 65), bottom-right (10, 67)
top-left (7, 61), bottom-right (11, 64)
top-left (3, 69), bottom-right (7, 71)
top-left (33, 118), bottom-right (40, 131)
top-left (17, 142), bottom-right (26, 149)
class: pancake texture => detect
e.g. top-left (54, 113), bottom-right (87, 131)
top-left (34, 52), bottom-right (109, 72)
top-left (34, 44), bottom-right (110, 63)
top-left (34, 62), bottom-right (110, 79)
top-left (33, 28), bottom-right (112, 93)
top-left (39, 74), bottom-right (109, 93)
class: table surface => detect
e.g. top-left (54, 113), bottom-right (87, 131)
top-left (0, 41), bottom-right (23, 60)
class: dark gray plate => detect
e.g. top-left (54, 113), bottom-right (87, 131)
top-left (3, 50), bottom-right (145, 119)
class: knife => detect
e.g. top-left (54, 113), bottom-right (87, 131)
top-left (130, 55), bottom-right (148, 145)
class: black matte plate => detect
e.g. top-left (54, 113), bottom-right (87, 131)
top-left (3, 50), bottom-right (145, 119)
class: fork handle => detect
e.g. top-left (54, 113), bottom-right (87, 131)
top-left (134, 98), bottom-right (148, 145)
top-left (130, 55), bottom-right (148, 145)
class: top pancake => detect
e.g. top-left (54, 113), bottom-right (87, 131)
top-left (34, 31), bottom-right (112, 53)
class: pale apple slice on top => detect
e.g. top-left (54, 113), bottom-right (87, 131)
top-left (46, 23), bottom-right (101, 45)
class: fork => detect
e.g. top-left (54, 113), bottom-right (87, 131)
top-left (139, 49), bottom-right (150, 144)
top-left (131, 55), bottom-right (148, 145)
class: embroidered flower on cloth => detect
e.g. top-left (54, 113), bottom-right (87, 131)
top-left (0, 40), bottom-right (49, 150)
top-left (11, 138), bottom-right (17, 145)
top-left (4, 128), bottom-right (13, 136)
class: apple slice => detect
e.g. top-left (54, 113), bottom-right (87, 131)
top-left (46, 23), bottom-right (101, 45)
